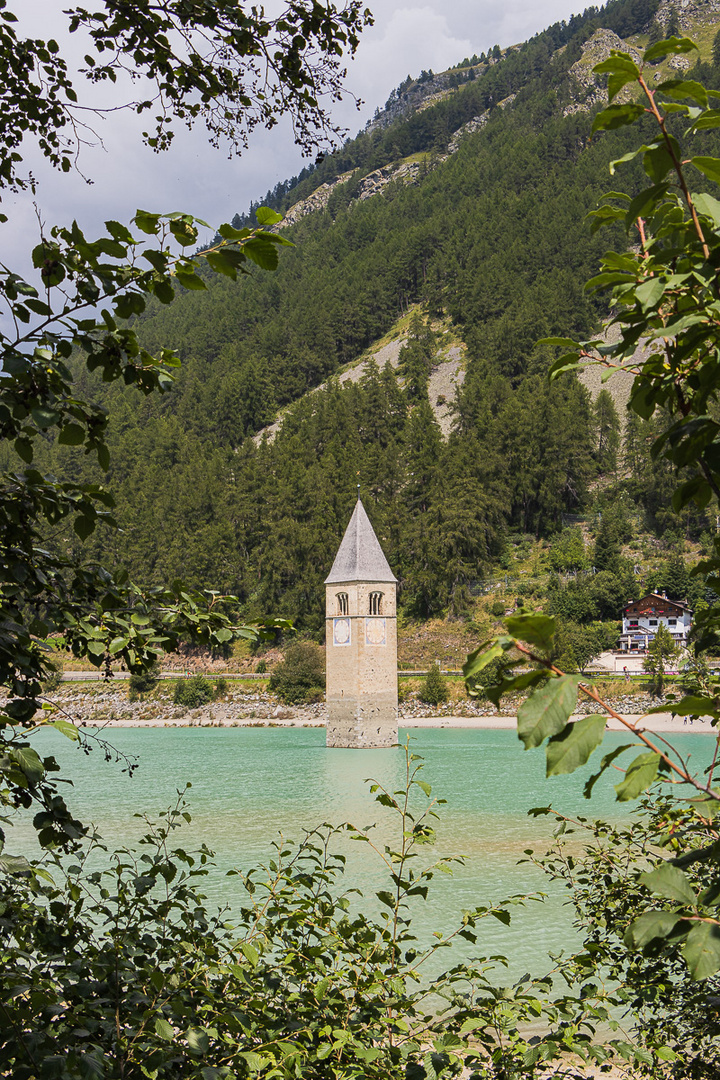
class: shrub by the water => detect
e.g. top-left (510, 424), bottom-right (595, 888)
top-left (419, 663), bottom-right (448, 706)
top-left (268, 641), bottom-right (325, 704)
top-left (41, 659), bottom-right (63, 694)
top-left (129, 660), bottom-right (161, 699)
top-left (173, 674), bottom-right (215, 708)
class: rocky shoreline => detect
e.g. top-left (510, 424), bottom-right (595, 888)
top-left (44, 685), bottom-right (714, 734)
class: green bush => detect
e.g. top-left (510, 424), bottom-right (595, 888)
top-left (490, 600), bottom-right (506, 617)
top-left (40, 659), bottom-right (63, 694)
top-left (268, 642), bottom-right (325, 704)
top-left (173, 675), bottom-right (215, 708)
top-left (419, 663), bottom-right (448, 706)
top-left (255, 658), bottom-right (267, 674)
top-left (129, 660), bottom-right (161, 699)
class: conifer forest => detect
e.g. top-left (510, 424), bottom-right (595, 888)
top-left (19, 0), bottom-right (713, 636)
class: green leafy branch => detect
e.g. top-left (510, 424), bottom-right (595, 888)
top-left (465, 607), bottom-right (720, 979)
top-left (524, 34), bottom-right (720, 977)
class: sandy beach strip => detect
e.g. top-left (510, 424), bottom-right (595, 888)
top-left (80, 712), bottom-right (716, 734)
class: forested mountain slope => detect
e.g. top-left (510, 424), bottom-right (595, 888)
top-left (43, 0), bottom-right (720, 631)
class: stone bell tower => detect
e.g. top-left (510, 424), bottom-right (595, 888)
top-left (325, 500), bottom-right (398, 749)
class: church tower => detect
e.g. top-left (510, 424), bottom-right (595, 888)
top-left (325, 500), bottom-right (398, 749)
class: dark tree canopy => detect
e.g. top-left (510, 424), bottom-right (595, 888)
top-left (0, 0), bottom-right (373, 199)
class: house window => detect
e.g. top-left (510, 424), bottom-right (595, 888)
top-left (337, 592), bottom-right (348, 616)
top-left (668, 618), bottom-right (677, 626)
top-left (629, 620), bottom-right (638, 628)
top-left (369, 591), bottom-right (383, 615)
top-left (649, 619), bottom-right (657, 626)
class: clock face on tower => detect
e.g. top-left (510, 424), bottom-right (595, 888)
top-left (332, 618), bottom-right (351, 646)
top-left (365, 618), bottom-right (386, 646)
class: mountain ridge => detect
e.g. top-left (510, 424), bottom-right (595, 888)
top-left (28, 0), bottom-right (720, 632)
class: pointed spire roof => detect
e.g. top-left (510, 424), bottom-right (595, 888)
top-left (325, 500), bottom-right (396, 584)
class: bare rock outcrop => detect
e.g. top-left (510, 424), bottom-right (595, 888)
top-left (655, 0), bottom-right (720, 30)
top-left (254, 334), bottom-right (466, 445)
top-left (564, 28), bottom-right (642, 117)
top-left (282, 171), bottom-right (353, 227)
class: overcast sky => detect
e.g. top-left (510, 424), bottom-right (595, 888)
top-left (5, 1), bottom-right (585, 271)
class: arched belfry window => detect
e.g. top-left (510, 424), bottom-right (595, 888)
top-left (337, 592), bottom-right (348, 615)
top-left (369, 591), bottom-right (383, 615)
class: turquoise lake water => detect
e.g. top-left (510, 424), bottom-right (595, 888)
top-left (15, 725), bottom-right (716, 979)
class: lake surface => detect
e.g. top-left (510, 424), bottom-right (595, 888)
top-left (15, 725), bottom-right (715, 979)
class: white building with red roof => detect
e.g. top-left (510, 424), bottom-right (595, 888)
top-left (619, 592), bottom-right (692, 653)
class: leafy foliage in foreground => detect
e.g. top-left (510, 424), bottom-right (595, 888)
top-left (0, 0), bottom-right (371, 196)
top-left (532, 798), bottom-right (720, 1079)
top-left (2, 754), bottom-right (624, 1080)
top-left (0, 0), bottom-right (364, 868)
top-left (467, 33), bottom-right (720, 983)
top-left (0, 210), bottom-right (291, 868)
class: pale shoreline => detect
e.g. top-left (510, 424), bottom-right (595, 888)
top-left (81, 712), bottom-right (716, 734)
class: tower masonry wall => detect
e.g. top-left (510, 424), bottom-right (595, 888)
top-left (325, 581), bottom-right (398, 749)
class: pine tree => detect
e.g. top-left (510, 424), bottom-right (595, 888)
top-left (713, 28), bottom-right (720, 68)
top-left (593, 389), bottom-right (620, 475)
top-left (593, 515), bottom-right (621, 574)
top-left (398, 312), bottom-right (436, 402)
top-left (419, 663), bottom-right (448, 705)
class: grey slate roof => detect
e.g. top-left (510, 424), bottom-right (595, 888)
top-left (325, 500), bottom-right (397, 584)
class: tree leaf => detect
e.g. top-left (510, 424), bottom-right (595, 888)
top-left (691, 156), bottom-right (720, 185)
top-left (186, 1026), bottom-right (210, 1056)
top-left (50, 719), bottom-right (79, 742)
top-left (644, 36), bottom-right (698, 64)
top-left (635, 277), bottom-right (665, 312)
top-left (615, 752), bottom-right (660, 801)
top-left (584, 743), bottom-right (633, 799)
top-left (255, 206), bottom-right (283, 226)
top-left (74, 515), bottom-right (96, 540)
top-left (135, 210), bottom-right (161, 235)
top-left (58, 423), bottom-right (86, 446)
top-left (9, 746), bottom-right (45, 785)
top-left (154, 1016), bottom-right (174, 1041)
top-left (217, 222), bottom-right (251, 241)
top-left (545, 714), bottom-right (606, 776)
top-left (640, 863), bottom-right (697, 906)
top-left (593, 54), bottom-right (640, 80)
top-left (14, 437), bottom-right (33, 463)
top-left (692, 192), bottom-right (720, 228)
top-left (505, 612), bottom-right (556, 651)
top-left (683, 921), bottom-right (720, 980)
top-left (240, 941), bottom-right (258, 966)
top-left (655, 78), bottom-right (708, 108)
top-left (243, 237), bottom-right (279, 271)
top-left (652, 694), bottom-right (720, 718)
top-left (592, 102), bottom-right (645, 134)
top-left (624, 910), bottom-right (682, 949)
top-left (463, 641), bottom-right (505, 680)
top-left (175, 268), bottom-right (207, 291)
top-left (517, 675), bottom-right (581, 749)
